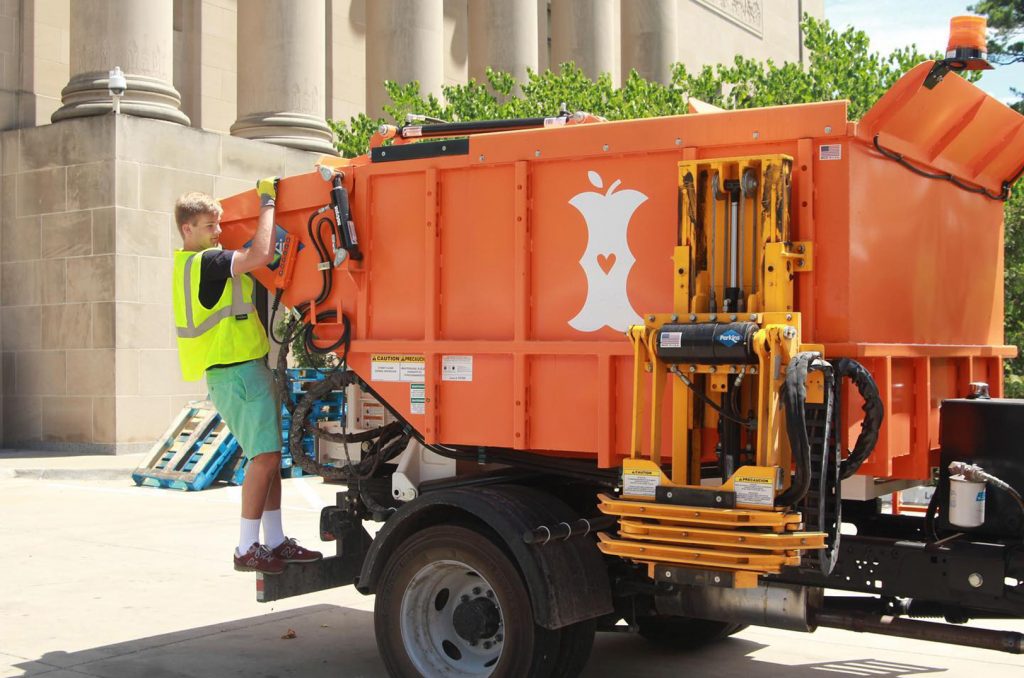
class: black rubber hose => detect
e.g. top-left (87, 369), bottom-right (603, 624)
top-left (303, 311), bottom-right (351, 359)
top-left (777, 352), bottom-right (820, 507)
top-left (832, 358), bottom-right (883, 480)
top-left (306, 207), bottom-right (336, 307)
top-left (925, 480), bottom-right (946, 541)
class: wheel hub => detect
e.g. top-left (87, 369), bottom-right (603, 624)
top-left (452, 596), bottom-right (501, 642)
top-left (400, 560), bottom-right (505, 675)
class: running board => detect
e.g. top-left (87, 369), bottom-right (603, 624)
top-left (257, 554), bottom-right (361, 602)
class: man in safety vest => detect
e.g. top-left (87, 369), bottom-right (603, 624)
top-left (172, 181), bottom-right (321, 575)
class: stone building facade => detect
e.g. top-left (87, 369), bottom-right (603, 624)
top-left (0, 0), bottom-right (822, 453)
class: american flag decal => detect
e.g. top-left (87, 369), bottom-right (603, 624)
top-left (819, 144), bottom-right (842, 161)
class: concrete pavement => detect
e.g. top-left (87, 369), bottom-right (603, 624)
top-left (2, 454), bottom-right (1022, 677)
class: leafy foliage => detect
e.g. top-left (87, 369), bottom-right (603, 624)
top-left (330, 17), bottom-right (951, 156)
top-left (969, 0), bottom-right (1024, 63)
top-left (1003, 189), bottom-right (1024, 396)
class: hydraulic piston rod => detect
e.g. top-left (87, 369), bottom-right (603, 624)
top-left (710, 173), bottom-right (720, 313)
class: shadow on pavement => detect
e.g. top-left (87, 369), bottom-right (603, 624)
top-left (14, 606), bottom-right (947, 678)
top-left (585, 633), bottom-right (945, 677)
top-left (15, 604), bottom-right (385, 678)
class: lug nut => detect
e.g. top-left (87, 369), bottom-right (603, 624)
top-left (461, 595), bottom-right (470, 603)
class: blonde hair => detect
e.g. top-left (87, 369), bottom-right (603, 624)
top-left (174, 192), bottom-right (223, 236)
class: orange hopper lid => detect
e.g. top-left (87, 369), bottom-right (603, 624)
top-left (947, 15), bottom-right (987, 54)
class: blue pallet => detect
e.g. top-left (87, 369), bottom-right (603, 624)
top-left (133, 406), bottom-right (239, 491)
top-left (138, 393), bottom-right (338, 490)
top-left (227, 436), bottom-right (314, 485)
top-left (285, 368), bottom-right (330, 395)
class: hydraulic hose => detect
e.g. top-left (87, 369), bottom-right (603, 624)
top-left (777, 353), bottom-right (833, 507)
top-left (832, 358), bottom-right (883, 480)
top-left (776, 355), bottom-right (882, 507)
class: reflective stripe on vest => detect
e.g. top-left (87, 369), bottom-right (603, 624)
top-left (175, 252), bottom-right (255, 339)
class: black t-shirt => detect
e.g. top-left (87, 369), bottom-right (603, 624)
top-left (198, 250), bottom-right (236, 309)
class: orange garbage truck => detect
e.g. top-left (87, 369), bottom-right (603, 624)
top-left (218, 47), bottom-right (1024, 676)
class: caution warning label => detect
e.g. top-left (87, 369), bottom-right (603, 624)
top-left (734, 475), bottom-right (775, 507)
top-left (623, 468), bottom-right (659, 498)
top-left (371, 354), bottom-right (425, 382)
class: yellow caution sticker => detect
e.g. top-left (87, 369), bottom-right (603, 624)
top-left (733, 474), bottom-right (775, 507)
top-left (623, 468), bottom-right (659, 498)
top-left (371, 354), bottom-right (425, 382)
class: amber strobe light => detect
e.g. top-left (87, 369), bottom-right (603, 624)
top-left (946, 15), bottom-right (993, 69)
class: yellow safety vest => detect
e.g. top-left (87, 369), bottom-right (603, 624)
top-left (172, 248), bottom-right (269, 381)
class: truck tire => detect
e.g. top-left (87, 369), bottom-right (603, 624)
top-left (551, 619), bottom-right (597, 677)
top-left (374, 524), bottom-right (562, 678)
top-left (636, 616), bottom-right (747, 649)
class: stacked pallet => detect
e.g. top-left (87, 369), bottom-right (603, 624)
top-left (132, 402), bottom-right (240, 490)
top-left (133, 369), bottom-right (346, 490)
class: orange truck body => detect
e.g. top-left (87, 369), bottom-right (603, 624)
top-left (220, 62), bottom-right (1024, 482)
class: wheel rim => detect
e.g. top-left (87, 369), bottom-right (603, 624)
top-left (400, 559), bottom-right (505, 676)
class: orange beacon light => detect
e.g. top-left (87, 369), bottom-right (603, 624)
top-left (946, 15), bottom-right (994, 70)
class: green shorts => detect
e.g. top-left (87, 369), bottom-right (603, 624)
top-left (206, 359), bottom-right (282, 460)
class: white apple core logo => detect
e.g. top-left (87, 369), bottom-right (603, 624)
top-left (567, 171), bottom-right (648, 332)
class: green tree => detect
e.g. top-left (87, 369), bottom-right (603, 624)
top-left (1004, 190), bottom-right (1024, 396)
top-left (330, 16), bottom-right (947, 155)
top-left (969, 0), bottom-right (1024, 63)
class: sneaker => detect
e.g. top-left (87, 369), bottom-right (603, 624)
top-left (271, 537), bottom-right (322, 564)
top-left (233, 543), bottom-right (285, 575)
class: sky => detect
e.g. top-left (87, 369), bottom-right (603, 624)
top-left (825, 0), bottom-right (1022, 103)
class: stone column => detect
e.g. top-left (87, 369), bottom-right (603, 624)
top-left (231, 0), bottom-right (335, 155)
top-left (366, 0), bottom-right (443, 118)
top-left (52, 0), bottom-right (188, 125)
top-left (621, 0), bottom-right (677, 84)
top-left (468, 0), bottom-right (538, 86)
top-left (550, 0), bottom-right (616, 80)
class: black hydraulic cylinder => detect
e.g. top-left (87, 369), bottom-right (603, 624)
top-left (655, 322), bottom-right (758, 365)
top-left (330, 175), bottom-right (362, 261)
top-left (402, 117), bottom-right (555, 138)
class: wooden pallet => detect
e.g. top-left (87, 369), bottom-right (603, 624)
top-left (132, 401), bottom-right (238, 491)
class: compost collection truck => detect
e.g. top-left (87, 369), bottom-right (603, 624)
top-left (217, 24), bottom-right (1024, 677)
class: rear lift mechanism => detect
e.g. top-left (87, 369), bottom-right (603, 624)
top-left (599, 154), bottom-right (1024, 653)
top-left (600, 155), bottom-right (839, 587)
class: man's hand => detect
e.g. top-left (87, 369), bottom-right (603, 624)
top-left (256, 177), bottom-right (280, 208)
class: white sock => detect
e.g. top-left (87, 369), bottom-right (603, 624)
top-left (237, 518), bottom-right (261, 556)
top-left (262, 509), bottom-right (286, 549)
